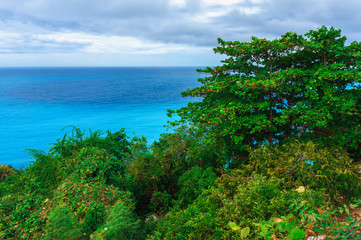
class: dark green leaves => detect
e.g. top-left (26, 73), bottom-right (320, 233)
top-left (173, 26), bottom-right (361, 163)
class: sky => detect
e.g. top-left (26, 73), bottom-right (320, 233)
top-left (0, 0), bottom-right (360, 66)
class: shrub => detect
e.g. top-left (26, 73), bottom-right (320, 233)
top-left (149, 174), bottom-right (326, 239)
top-left (148, 191), bottom-right (174, 214)
top-left (246, 141), bottom-right (361, 203)
top-left (50, 127), bottom-right (130, 161)
top-left (0, 191), bottom-right (48, 239)
top-left (44, 204), bottom-right (82, 240)
top-left (23, 128), bottom-right (131, 197)
top-left (176, 166), bottom-right (217, 208)
top-left (0, 165), bottom-right (15, 182)
top-left (91, 194), bottom-right (142, 240)
top-left (64, 146), bottom-right (126, 185)
top-left (48, 178), bottom-right (128, 239)
top-left (25, 150), bottom-right (63, 196)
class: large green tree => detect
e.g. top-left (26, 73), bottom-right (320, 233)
top-left (170, 26), bottom-right (361, 163)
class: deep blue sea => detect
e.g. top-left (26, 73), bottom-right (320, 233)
top-left (0, 67), bottom-right (203, 168)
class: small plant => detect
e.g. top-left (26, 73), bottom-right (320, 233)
top-left (308, 200), bottom-right (361, 239)
top-left (228, 222), bottom-right (250, 239)
top-left (253, 215), bottom-right (306, 240)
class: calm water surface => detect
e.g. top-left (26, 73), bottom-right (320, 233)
top-left (0, 67), bottom-right (203, 168)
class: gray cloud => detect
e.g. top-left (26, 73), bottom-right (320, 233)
top-left (0, 0), bottom-right (360, 65)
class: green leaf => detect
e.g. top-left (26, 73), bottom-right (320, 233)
top-left (286, 228), bottom-right (306, 240)
top-left (241, 227), bottom-right (250, 239)
top-left (229, 222), bottom-right (240, 231)
top-left (350, 204), bottom-right (358, 209)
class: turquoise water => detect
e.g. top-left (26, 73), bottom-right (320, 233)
top-left (0, 67), bottom-right (203, 168)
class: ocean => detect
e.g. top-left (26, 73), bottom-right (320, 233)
top-left (0, 67), bottom-right (203, 168)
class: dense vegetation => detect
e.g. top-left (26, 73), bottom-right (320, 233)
top-left (1, 26), bottom-right (361, 239)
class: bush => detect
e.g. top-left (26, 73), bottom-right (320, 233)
top-left (149, 174), bottom-right (326, 239)
top-left (48, 178), bottom-right (128, 239)
top-left (0, 191), bottom-right (47, 239)
top-left (176, 166), bottom-right (217, 208)
top-left (25, 150), bottom-right (63, 196)
top-left (50, 127), bottom-right (130, 161)
top-left (23, 128), bottom-right (131, 197)
top-left (64, 146), bottom-right (126, 185)
top-left (0, 165), bottom-right (15, 182)
top-left (44, 204), bottom-right (82, 240)
top-left (246, 141), bottom-right (361, 203)
top-left (91, 194), bottom-right (143, 240)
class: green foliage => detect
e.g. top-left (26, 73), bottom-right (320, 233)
top-left (22, 127), bottom-right (131, 197)
top-left (176, 166), bottom-right (217, 208)
top-left (149, 175), bottom-right (326, 239)
top-left (50, 127), bottom-right (130, 160)
top-left (53, 127), bottom-right (130, 187)
top-left (149, 191), bottom-right (174, 214)
top-left (25, 150), bottom-right (63, 196)
top-left (312, 215), bottom-right (361, 239)
top-left (291, 199), bottom-right (361, 240)
top-left (230, 175), bottom-right (325, 222)
top-left (44, 204), bottom-right (82, 240)
top-left (125, 136), bottom-right (163, 214)
top-left (252, 215), bottom-right (306, 240)
top-left (0, 165), bottom-right (15, 182)
top-left (0, 168), bottom-right (25, 198)
top-left (126, 129), bottom-right (198, 214)
top-left (49, 178), bottom-right (125, 238)
top-left (91, 194), bottom-right (143, 240)
top-left (243, 199), bottom-right (361, 240)
top-left (147, 193), bottom-right (221, 240)
top-left (83, 201), bottom-right (107, 234)
top-left (246, 141), bottom-right (361, 203)
top-left (0, 191), bottom-right (47, 239)
top-left (170, 26), bottom-right (361, 165)
top-left (126, 136), bottom-right (164, 196)
top-left (64, 146), bottom-right (126, 185)
top-left (229, 222), bottom-right (250, 239)
top-left (150, 129), bottom-right (195, 192)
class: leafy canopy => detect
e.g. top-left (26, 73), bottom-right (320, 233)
top-left (171, 26), bottom-right (361, 164)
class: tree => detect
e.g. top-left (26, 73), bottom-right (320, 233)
top-left (170, 26), bottom-right (361, 164)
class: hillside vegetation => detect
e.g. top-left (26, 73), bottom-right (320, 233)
top-left (1, 26), bottom-right (361, 239)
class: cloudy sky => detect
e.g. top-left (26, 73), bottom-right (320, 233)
top-left (0, 0), bottom-right (360, 66)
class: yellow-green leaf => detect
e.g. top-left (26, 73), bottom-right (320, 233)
top-left (229, 222), bottom-right (240, 231)
top-left (350, 204), bottom-right (358, 209)
top-left (295, 186), bottom-right (305, 193)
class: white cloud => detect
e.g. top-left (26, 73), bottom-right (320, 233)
top-left (33, 32), bottom-right (195, 55)
top-left (239, 6), bottom-right (261, 15)
top-left (192, 9), bottom-right (231, 23)
top-left (169, 0), bottom-right (186, 7)
top-left (202, 0), bottom-right (243, 6)
top-left (250, 0), bottom-right (269, 3)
